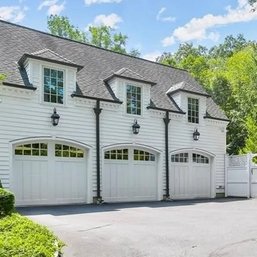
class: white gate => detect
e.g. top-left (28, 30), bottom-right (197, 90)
top-left (226, 153), bottom-right (257, 198)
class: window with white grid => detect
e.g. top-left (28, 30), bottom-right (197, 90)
top-left (188, 97), bottom-right (199, 123)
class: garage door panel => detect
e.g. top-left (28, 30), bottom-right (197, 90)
top-left (103, 148), bottom-right (158, 202)
top-left (14, 159), bottom-right (49, 205)
top-left (132, 163), bottom-right (157, 200)
top-left (103, 162), bottom-right (130, 201)
top-left (192, 165), bottom-right (210, 197)
top-left (54, 160), bottom-right (86, 203)
top-left (170, 152), bottom-right (211, 199)
top-left (13, 142), bottom-right (87, 206)
top-left (173, 165), bottom-right (190, 198)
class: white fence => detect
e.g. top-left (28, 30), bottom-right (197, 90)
top-left (226, 153), bottom-right (257, 198)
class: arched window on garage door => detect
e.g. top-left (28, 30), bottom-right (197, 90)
top-left (171, 153), bottom-right (189, 163)
top-left (55, 144), bottom-right (84, 158)
top-left (104, 149), bottom-right (129, 160)
top-left (133, 149), bottom-right (155, 161)
top-left (15, 143), bottom-right (48, 156)
top-left (192, 153), bottom-right (209, 164)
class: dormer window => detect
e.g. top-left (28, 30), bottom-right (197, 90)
top-left (188, 97), bottom-right (199, 123)
top-left (44, 67), bottom-right (64, 104)
top-left (126, 84), bottom-right (141, 115)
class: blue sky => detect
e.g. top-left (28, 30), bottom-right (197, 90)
top-left (1, 0), bottom-right (257, 60)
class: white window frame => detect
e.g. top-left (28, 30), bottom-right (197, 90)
top-left (187, 97), bottom-right (199, 124)
top-left (42, 65), bottom-right (66, 106)
top-left (126, 84), bottom-right (142, 116)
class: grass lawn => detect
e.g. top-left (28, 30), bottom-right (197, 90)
top-left (0, 212), bottom-right (64, 257)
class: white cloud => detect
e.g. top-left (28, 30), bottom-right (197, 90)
top-left (162, 0), bottom-right (257, 46)
top-left (143, 51), bottom-right (162, 62)
top-left (38, 0), bottom-right (65, 15)
top-left (0, 6), bottom-right (27, 23)
top-left (88, 13), bottom-right (122, 29)
top-left (156, 7), bottom-right (175, 22)
top-left (162, 36), bottom-right (175, 47)
top-left (85, 0), bottom-right (122, 5)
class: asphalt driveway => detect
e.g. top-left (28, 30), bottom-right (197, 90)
top-left (18, 198), bottom-right (257, 257)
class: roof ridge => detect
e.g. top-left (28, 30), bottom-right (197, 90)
top-left (0, 19), bottom-right (189, 73)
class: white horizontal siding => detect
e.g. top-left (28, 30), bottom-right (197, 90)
top-left (0, 68), bottom-right (227, 202)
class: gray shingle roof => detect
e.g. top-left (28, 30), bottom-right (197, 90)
top-left (166, 81), bottom-right (210, 97)
top-left (0, 20), bottom-right (228, 120)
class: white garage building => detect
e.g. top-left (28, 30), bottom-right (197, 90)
top-left (0, 20), bottom-right (228, 206)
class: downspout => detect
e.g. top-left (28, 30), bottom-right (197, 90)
top-left (94, 100), bottom-right (102, 203)
top-left (163, 111), bottom-right (170, 199)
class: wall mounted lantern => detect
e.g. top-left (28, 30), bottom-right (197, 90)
top-left (193, 128), bottom-right (200, 141)
top-left (51, 108), bottom-right (60, 126)
top-left (132, 119), bottom-right (140, 134)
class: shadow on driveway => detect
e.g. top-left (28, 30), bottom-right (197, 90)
top-left (17, 197), bottom-right (248, 216)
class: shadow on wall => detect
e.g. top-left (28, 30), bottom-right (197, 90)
top-left (17, 197), bottom-right (248, 216)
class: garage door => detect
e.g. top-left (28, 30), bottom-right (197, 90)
top-left (12, 141), bottom-right (87, 206)
top-left (170, 152), bottom-right (211, 199)
top-left (103, 148), bottom-right (158, 202)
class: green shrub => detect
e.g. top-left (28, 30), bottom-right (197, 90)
top-left (0, 179), bottom-right (3, 188)
top-left (0, 188), bottom-right (15, 217)
top-left (0, 213), bottom-right (64, 257)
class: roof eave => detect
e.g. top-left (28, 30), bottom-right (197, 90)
top-left (71, 93), bottom-right (123, 104)
top-left (2, 82), bottom-right (37, 90)
top-left (168, 89), bottom-right (211, 98)
top-left (204, 116), bottom-right (230, 122)
top-left (147, 105), bottom-right (186, 114)
top-left (104, 74), bottom-right (156, 86)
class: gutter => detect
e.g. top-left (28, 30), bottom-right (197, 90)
top-left (2, 82), bottom-right (37, 91)
top-left (163, 111), bottom-right (171, 199)
top-left (93, 100), bottom-right (103, 204)
top-left (72, 92), bottom-right (122, 203)
top-left (147, 105), bottom-right (185, 114)
top-left (71, 93), bottom-right (122, 104)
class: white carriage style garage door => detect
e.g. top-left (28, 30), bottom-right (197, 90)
top-left (12, 141), bottom-right (87, 206)
top-left (103, 148), bottom-right (158, 202)
top-left (170, 152), bottom-right (211, 199)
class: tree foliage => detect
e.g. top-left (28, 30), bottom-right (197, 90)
top-left (158, 35), bottom-right (257, 154)
top-left (47, 15), bottom-right (140, 56)
top-left (0, 74), bottom-right (6, 81)
top-left (47, 15), bottom-right (87, 42)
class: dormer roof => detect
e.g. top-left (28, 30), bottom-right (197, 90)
top-left (104, 67), bottom-right (156, 86)
top-left (18, 48), bottom-right (83, 70)
top-left (166, 81), bottom-right (210, 97)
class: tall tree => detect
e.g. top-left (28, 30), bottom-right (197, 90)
top-left (89, 26), bottom-right (127, 54)
top-left (47, 15), bottom-right (140, 56)
top-left (47, 15), bottom-right (87, 42)
top-left (209, 34), bottom-right (249, 58)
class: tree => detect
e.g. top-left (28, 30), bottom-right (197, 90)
top-left (89, 26), bottom-right (127, 54)
top-left (209, 34), bottom-right (249, 58)
top-left (129, 49), bottom-right (141, 57)
top-left (240, 115), bottom-right (257, 154)
top-left (47, 15), bottom-right (140, 56)
top-left (47, 15), bottom-right (87, 42)
top-left (156, 52), bottom-right (177, 67)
